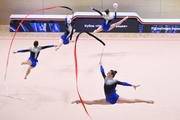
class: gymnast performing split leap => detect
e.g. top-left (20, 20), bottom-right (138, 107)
top-left (55, 16), bottom-right (76, 51)
top-left (13, 40), bottom-right (57, 79)
top-left (72, 61), bottom-right (154, 105)
top-left (90, 5), bottom-right (128, 33)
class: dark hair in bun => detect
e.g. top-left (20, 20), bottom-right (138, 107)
top-left (110, 70), bottom-right (117, 78)
top-left (33, 40), bottom-right (39, 47)
top-left (104, 9), bottom-right (110, 14)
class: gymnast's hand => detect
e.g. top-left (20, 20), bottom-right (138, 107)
top-left (114, 8), bottom-right (118, 12)
top-left (99, 61), bottom-right (102, 65)
top-left (132, 84), bottom-right (140, 90)
top-left (13, 51), bottom-right (17, 54)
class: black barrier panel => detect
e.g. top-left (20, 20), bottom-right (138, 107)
top-left (73, 18), bottom-right (139, 33)
top-left (10, 18), bottom-right (139, 32)
top-left (141, 24), bottom-right (180, 33)
top-left (10, 18), bottom-right (180, 33)
top-left (10, 20), bottom-right (66, 32)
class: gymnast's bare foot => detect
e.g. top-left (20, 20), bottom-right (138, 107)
top-left (70, 40), bottom-right (75, 43)
top-left (147, 100), bottom-right (154, 104)
top-left (55, 45), bottom-right (61, 51)
top-left (71, 100), bottom-right (80, 104)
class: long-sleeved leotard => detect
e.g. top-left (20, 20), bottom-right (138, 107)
top-left (92, 8), bottom-right (116, 31)
top-left (17, 45), bottom-right (54, 67)
top-left (17, 45), bottom-right (54, 60)
top-left (100, 65), bottom-right (132, 104)
top-left (61, 18), bottom-right (75, 44)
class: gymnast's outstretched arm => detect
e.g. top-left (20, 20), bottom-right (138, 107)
top-left (13, 49), bottom-right (30, 54)
top-left (99, 62), bottom-right (106, 79)
top-left (91, 7), bottom-right (103, 16)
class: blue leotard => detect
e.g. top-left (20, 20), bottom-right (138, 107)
top-left (61, 18), bottom-right (75, 45)
top-left (100, 65), bottom-right (132, 104)
top-left (92, 8), bottom-right (116, 31)
top-left (17, 45), bottom-right (54, 67)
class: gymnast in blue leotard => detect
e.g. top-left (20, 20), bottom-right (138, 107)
top-left (56, 16), bottom-right (75, 51)
top-left (91, 7), bottom-right (128, 33)
top-left (13, 40), bottom-right (57, 79)
top-left (72, 62), bottom-right (154, 105)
